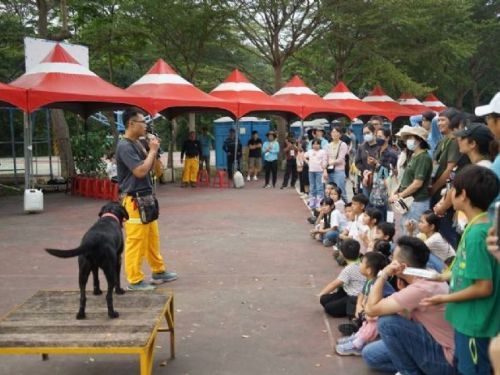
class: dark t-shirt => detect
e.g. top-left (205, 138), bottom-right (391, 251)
top-left (248, 138), bottom-right (263, 158)
top-left (116, 139), bottom-right (152, 194)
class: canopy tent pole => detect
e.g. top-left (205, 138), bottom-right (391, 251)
top-left (233, 118), bottom-right (240, 182)
top-left (23, 112), bottom-right (32, 189)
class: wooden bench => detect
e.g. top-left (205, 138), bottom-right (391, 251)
top-left (0, 289), bottom-right (175, 375)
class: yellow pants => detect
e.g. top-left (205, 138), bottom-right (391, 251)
top-left (122, 196), bottom-right (166, 284)
top-left (182, 157), bottom-right (199, 183)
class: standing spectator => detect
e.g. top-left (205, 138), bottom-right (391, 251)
top-left (422, 165), bottom-right (500, 375)
top-left (262, 130), bottom-right (280, 188)
top-left (362, 236), bottom-right (454, 375)
top-left (105, 152), bottom-right (118, 183)
top-left (296, 143), bottom-right (309, 198)
top-left (281, 137), bottom-right (298, 189)
top-left (369, 116), bottom-right (384, 133)
top-left (388, 127), bottom-right (432, 235)
top-left (355, 123), bottom-right (380, 197)
top-left (325, 126), bottom-right (349, 201)
top-left (421, 111), bottom-right (442, 155)
top-left (180, 131), bottom-right (202, 188)
top-left (247, 130), bottom-right (263, 181)
top-left (116, 108), bottom-right (177, 291)
top-left (223, 128), bottom-right (242, 180)
top-left (198, 127), bottom-right (213, 175)
top-left (430, 108), bottom-right (462, 248)
top-left (304, 139), bottom-right (327, 208)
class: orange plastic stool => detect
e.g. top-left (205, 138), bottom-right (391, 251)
top-left (212, 169), bottom-right (229, 188)
top-left (197, 169), bottom-right (210, 187)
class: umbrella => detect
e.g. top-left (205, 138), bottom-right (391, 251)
top-left (323, 82), bottom-right (386, 120)
top-left (127, 59), bottom-right (236, 118)
top-left (362, 86), bottom-right (414, 120)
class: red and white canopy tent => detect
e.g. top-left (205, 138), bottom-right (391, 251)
top-left (397, 93), bottom-right (431, 115)
top-left (0, 82), bottom-right (28, 111)
top-left (323, 82), bottom-right (387, 120)
top-left (273, 75), bottom-right (340, 119)
top-left (362, 86), bottom-right (415, 121)
top-left (127, 59), bottom-right (236, 118)
top-left (209, 69), bottom-right (300, 119)
top-left (9, 43), bottom-right (153, 189)
top-left (422, 94), bottom-right (447, 113)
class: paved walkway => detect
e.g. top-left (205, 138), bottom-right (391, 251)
top-left (0, 179), bottom-right (379, 374)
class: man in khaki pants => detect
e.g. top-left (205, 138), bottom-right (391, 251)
top-left (116, 107), bottom-right (178, 291)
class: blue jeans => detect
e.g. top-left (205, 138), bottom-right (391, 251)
top-left (366, 315), bottom-right (454, 375)
top-left (401, 199), bottom-right (430, 235)
top-left (362, 339), bottom-right (396, 373)
top-left (455, 330), bottom-right (492, 375)
top-left (322, 230), bottom-right (339, 246)
top-left (427, 253), bottom-right (444, 272)
top-left (308, 171), bottom-right (323, 206)
top-left (328, 170), bottom-right (347, 202)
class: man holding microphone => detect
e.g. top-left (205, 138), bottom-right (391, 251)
top-left (116, 108), bottom-right (177, 291)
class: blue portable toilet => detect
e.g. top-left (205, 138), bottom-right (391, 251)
top-left (213, 117), bottom-right (270, 170)
top-left (350, 118), bottom-right (364, 143)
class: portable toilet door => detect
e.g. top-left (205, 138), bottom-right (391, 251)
top-left (213, 118), bottom-right (234, 170)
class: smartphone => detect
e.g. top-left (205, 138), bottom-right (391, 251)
top-left (402, 267), bottom-right (439, 280)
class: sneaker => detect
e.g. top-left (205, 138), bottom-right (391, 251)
top-left (127, 281), bottom-right (156, 291)
top-left (247, 175), bottom-right (251, 181)
top-left (336, 341), bottom-right (362, 356)
top-left (151, 271), bottom-right (178, 285)
top-left (336, 334), bottom-right (356, 345)
top-left (264, 184), bottom-right (272, 189)
top-left (252, 176), bottom-right (258, 181)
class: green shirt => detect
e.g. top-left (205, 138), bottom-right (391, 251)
top-left (400, 150), bottom-right (432, 201)
top-left (445, 222), bottom-right (500, 337)
top-left (433, 137), bottom-right (460, 181)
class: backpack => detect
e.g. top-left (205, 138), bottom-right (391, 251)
top-left (369, 166), bottom-right (389, 207)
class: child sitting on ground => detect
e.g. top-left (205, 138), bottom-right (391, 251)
top-left (307, 184), bottom-right (334, 224)
top-left (310, 197), bottom-right (334, 240)
top-left (372, 239), bottom-right (392, 258)
top-left (374, 222), bottom-right (396, 252)
top-left (421, 165), bottom-right (500, 375)
top-left (319, 239), bottom-right (366, 318)
top-left (359, 208), bottom-right (383, 252)
top-left (330, 186), bottom-right (345, 214)
top-left (417, 210), bottom-right (455, 264)
top-left (322, 198), bottom-right (347, 247)
top-left (336, 252), bottom-right (394, 356)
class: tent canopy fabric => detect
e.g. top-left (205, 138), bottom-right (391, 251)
top-left (362, 86), bottom-right (414, 120)
top-left (273, 75), bottom-right (340, 119)
top-left (397, 93), bottom-right (431, 115)
top-left (323, 82), bottom-right (387, 120)
top-left (0, 82), bottom-right (28, 111)
top-left (127, 59), bottom-right (236, 119)
top-left (209, 69), bottom-right (300, 119)
top-left (10, 44), bottom-right (152, 116)
top-left (422, 94), bottom-right (447, 112)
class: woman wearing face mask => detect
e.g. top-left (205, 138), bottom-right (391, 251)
top-left (388, 127), bottom-right (433, 235)
top-left (355, 123), bottom-right (380, 197)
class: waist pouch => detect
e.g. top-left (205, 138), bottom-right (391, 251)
top-left (134, 194), bottom-right (159, 224)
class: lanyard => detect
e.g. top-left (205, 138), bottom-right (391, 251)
top-left (450, 212), bottom-right (488, 271)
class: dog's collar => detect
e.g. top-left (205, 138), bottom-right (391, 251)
top-left (101, 213), bottom-right (121, 225)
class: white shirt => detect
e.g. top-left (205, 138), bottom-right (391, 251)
top-left (425, 232), bottom-right (455, 261)
top-left (330, 210), bottom-right (347, 230)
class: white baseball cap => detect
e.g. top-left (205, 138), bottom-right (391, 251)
top-left (475, 92), bottom-right (500, 116)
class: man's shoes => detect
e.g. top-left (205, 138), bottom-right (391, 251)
top-left (247, 175), bottom-right (251, 181)
top-left (252, 176), bottom-right (258, 181)
top-left (307, 216), bottom-right (316, 224)
top-left (190, 182), bottom-right (196, 188)
top-left (127, 281), bottom-right (156, 291)
top-left (280, 185), bottom-right (285, 190)
top-left (151, 271), bottom-right (178, 285)
top-left (335, 341), bottom-right (362, 356)
top-left (263, 184), bottom-right (271, 188)
top-left (181, 182), bottom-right (188, 188)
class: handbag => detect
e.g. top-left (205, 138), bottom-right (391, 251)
top-left (134, 194), bottom-right (159, 224)
top-left (369, 167), bottom-right (389, 207)
top-left (390, 196), bottom-right (415, 215)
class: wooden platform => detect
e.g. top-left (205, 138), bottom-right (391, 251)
top-left (0, 289), bottom-right (175, 375)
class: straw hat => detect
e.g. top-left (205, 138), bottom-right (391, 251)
top-left (397, 126), bottom-right (428, 141)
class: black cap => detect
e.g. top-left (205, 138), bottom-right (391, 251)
top-left (421, 111), bottom-right (435, 122)
top-left (455, 123), bottom-right (493, 141)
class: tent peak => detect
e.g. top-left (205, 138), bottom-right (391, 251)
top-left (223, 69), bottom-right (251, 84)
top-left (147, 59), bottom-right (178, 75)
top-left (41, 43), bottom-right (80, 65)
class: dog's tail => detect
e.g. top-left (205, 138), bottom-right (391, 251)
top-left (45, 245), bottom-right (88, 258)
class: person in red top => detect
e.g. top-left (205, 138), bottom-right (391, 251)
top-left (362, 236), bottom-right (454, 375)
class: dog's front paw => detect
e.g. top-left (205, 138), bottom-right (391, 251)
top-left (108, 310), bottom-right (119, 319)
top-left (76, 311), bottom-right (86, 320)
top-left (115, 287), bottom-right (125, 295)
top-left (93, 288), bottom-right (103, 295)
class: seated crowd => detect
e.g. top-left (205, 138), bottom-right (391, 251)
top-left (304, 95), bottom-right (500, 374)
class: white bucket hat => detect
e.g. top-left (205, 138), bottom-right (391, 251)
top-left (475, 92), bottom-right (500, 116)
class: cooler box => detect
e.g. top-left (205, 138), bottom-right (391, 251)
top-left (24, 189), bottom-right (44, 213)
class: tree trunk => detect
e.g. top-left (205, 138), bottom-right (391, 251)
top-left (273, 64), bottom-right (287, 148)
top-left (168, 118), bottom-right (179, 182)
top-left (51, 110), bottom-right (75, 178)
top-left (188, 113), bottom-right (196, 132)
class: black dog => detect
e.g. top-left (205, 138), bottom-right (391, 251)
top-left (46, 202), bottom-right (129, 319)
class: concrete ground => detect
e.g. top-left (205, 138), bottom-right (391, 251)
top-left (0, 176), bottom-right (382, 375)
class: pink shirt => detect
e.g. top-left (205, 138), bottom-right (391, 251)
top-left (305, 149), bottom-right (327, 172)
top-left (391, 279), bottom-right (455, 364)
top-left (326, 141), bottom-right (348, 171)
